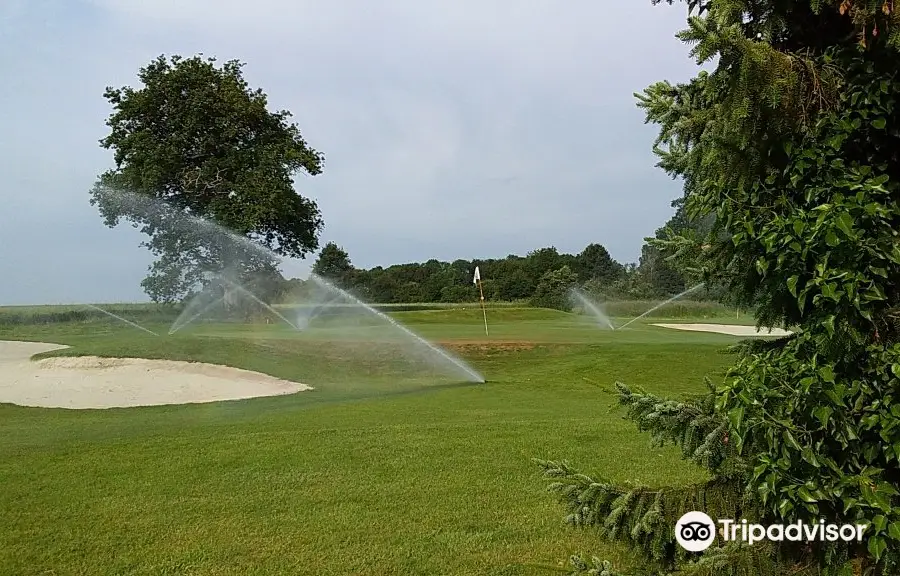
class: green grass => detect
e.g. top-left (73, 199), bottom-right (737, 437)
top-left (0, 306), bottom-right (757, 575)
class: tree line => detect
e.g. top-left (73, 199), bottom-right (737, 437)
top-left (302, 200), bottom-right (716, 306)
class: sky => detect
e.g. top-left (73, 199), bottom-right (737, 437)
top-left (0, 0), bottom-right (700, 305)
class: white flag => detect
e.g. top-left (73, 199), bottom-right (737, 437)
top-left (473, 266), bottom-right (481, 284)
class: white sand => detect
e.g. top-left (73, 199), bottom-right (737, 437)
top-left (652, 323), bottom-right (793, 337)
top-left (0, 340), bottom-right (311, 409)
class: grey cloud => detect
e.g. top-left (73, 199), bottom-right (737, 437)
top-left (1, 0), bottom-right (697, 305)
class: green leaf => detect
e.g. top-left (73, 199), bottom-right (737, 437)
top-left (814, 406), bottom-right (833, 427)
top-left (821, 315), bottom-right (836, 336)
top-left (798, 486), bottom-right (818, 502)
top-left (888, 522), bottom-right (900, 540)
top-left (801, 446), bottom-right (820, 467)
top-left (782, 430), bottom-right (802, 451)
top-left (835, 212), bottom-right (855, 238)
top-left (787, 275), bottom-right (800, 297)
top-left (819, 365), bottom-right (835, 383)
top-left (728, 405), bottom-right (745, 430)
top-left (868, 535), bottom-right (887, 560)
top-left (872, 117), bottom-right (887, 130)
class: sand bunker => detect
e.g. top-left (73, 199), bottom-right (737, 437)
top-left (0, 340), bottom-right (311, 409)
top-left (652, 323), bottom-right (793, 337)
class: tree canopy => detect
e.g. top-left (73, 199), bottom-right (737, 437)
top-left (311, 242), bottom-right (353, 285)
top-left (90, 54), bottom-right (324, 303)
top-left (274, 241), bottom-right (701, 306)
top-left (541, 1), bottom-right (900, 574)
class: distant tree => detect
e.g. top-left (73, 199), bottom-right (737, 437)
top-left (637, 243), bottom-right (686, 296)
top-left (525, 247), bottom-right (562, 281)
top-left (576, 243), bottom-right (623, 284)
top-left (311, 242), bottom-right (353, 285)
top-left (90, 54), bottom-right (324, 303)
top-left (369, 271), bottom-right (400, 303)
top-left (530, 266), bottom-right (578, 311)
top-left (495, 269), bottom-right (535, 300)
top-left (440, 285), bottom-right (477, 303)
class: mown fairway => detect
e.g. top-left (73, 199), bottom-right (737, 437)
top-left (0, 306), bottom-right (749, 575)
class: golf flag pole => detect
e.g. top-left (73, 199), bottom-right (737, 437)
top-left (473, 266), bottom-right (489, 336)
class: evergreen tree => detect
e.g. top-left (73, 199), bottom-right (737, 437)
top-left (539, 1), bottom-right (900, 574)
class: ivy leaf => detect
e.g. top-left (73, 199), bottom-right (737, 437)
top-left (728, 405), bottom-right (745, 430)
top-left (835, 213), bottom-right (855, 238)
top-left (798, 486), bottom-right (818, 502)
top-left (821, 315), bottom-right (836, 336)
top-left (783, 430), bottom-right (802, 451)
top-left (868, 535), bottom-right (887, 560)
top-left (787, 275), bottom-right (800, 297)
top-left (814, 406), bottom-right (833, 427)
top-left (888, 522), bottom-right (900, 541)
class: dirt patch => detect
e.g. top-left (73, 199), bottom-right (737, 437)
top-left (438, 340), bottom-right (537, 352)
top-left (0, 340), bottom-right (311, 409)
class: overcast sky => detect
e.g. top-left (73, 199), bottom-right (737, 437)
top-left (0, 0), bottom-right (698, 305)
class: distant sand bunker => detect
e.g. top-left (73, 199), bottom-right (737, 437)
top-left (652, 323), bottom-right (793, 337)
top-left (0, 340), bottom-right (311, 409)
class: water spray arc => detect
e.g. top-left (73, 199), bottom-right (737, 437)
top-left (169, 296), bottom-right (225, 335)
top-left (84, 304), bottom-right (159, 336)
top-left (569, 288), bottom-right (615, 330)
top-left (617, 283), bottom-right (706, 330)
top-left (87, 189), bottom-right (487, 386)
top-left (308, 274), bottom-right (485, 383)
top-left (218, 278), bottom-right (300, 330)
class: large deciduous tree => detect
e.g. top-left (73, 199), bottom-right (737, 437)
top-left (90, 54), bottom-right (324, 303)
top-left (539, 1), bottom-right (900, 575)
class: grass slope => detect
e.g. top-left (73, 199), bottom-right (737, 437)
top-left (0, 307), bottom-right (749, 575)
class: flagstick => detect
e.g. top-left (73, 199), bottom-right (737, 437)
top-left (477, 279), bottom-right (489, 336)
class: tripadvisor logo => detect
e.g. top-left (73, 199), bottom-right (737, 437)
top-left (675, 511), bottom-right (868, 552)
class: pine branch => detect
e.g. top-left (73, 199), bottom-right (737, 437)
top-left (536, 459), bottom-right (753, 567)
top-left (563, 540), bottom-right (811, 576)
top-left (614, 382), bottom-right (747, 478)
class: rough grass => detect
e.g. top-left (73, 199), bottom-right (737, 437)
top-left (0, 306), bottom-right (752, 575)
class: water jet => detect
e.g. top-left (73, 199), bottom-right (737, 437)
top-left (617, 283), bottom-right (705, 330)
top-left (84, 304), bottom-right (159, 336)
top-left (569, 288), bottom-right (615, 330)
